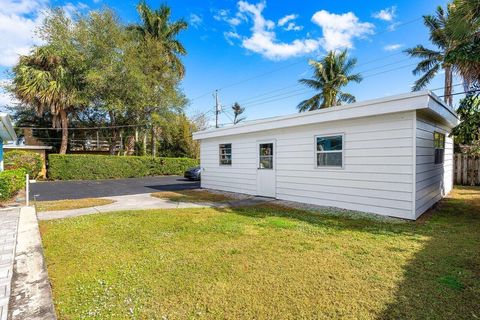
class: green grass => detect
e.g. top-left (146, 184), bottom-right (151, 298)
top-left (151, 190), bottom-right (235, 203)
top-left (40, 187), bottom-right (480, 319)
top-left (36, 198), bottom-right (115, 212)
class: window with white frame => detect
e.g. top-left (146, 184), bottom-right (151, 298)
top-left (219, 143), bottom-right (232, 165)
top-left (434, 132), bottom-right (445, 164)
top-left (316, 135), bottom-right (343, 167)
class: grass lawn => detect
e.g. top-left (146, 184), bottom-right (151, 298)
top-left (36, 198), bottom-right (115, 212)
top-left (151, 189), bottom-right (235, 203)
top-left (40, 187), bottom-right (480, 319)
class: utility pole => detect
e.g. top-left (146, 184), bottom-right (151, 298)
top-left (214, 90), bottom-right (221, 128)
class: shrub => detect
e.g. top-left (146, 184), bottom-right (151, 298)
top-left (48, 154), bottom-right (199, 180)
top-left (4, 150), bottom-right (43, 178)
top-left (0, 169), bottom-right (26, 201)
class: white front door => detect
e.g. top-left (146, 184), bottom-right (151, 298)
top-left (256, 141), bottom-right (276, 197)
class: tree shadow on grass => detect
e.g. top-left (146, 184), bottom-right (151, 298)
top-left (217, 189), bottom-right (480, 319)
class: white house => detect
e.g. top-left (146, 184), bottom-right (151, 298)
top-left (0, 113), bottom-right (18, 171)
top-left (193, 91), bottom-right (459, 220)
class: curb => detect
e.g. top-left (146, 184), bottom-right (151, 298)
top-left (8, 207), bottom-right (56, 319)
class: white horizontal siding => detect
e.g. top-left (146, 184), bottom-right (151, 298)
top-left (200, 111), bottom-right (416, 219)
top-left (415, 114), bottom-right (454, 217)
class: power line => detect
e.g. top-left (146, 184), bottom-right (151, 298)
top-left (16, 124), bottom-right (145, 130)
top-left (189, 17), bottom-right (423, 104)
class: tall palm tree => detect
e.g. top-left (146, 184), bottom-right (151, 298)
top-left (297, 50), bottom-right (362, 112)
top-left (12, 46), bottom-right (81, 154)
top-left (405, 6), bottom-right (455, 106)
top-left (130, 1), bottom-right (188, 78)
top-left (445, 0), bottom-right (480, 85)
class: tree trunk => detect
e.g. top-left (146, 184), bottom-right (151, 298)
top-left (444, 65), bottom-right (453, 107)
top-left (59, 109), bottom-right (68, 154)
top-left (109, 111), bottom-right (118, 155)
top-left (143, 131), bottom-right (147, 155)
top-left (151, 126), bottom-right (156, 157)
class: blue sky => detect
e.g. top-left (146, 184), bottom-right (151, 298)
top-left (0, 0), bottom-right (457, 126)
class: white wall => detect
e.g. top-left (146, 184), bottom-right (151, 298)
top-left (415, 113), bottom-right (454, 218)
top-left (200, 111), bottom-right (417, 219)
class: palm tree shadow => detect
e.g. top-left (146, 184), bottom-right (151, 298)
top-left (216, 192), bottom-right (480, 319)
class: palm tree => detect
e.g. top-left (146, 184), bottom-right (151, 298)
top-left (445, 0), bottom-right (480, 84)
top-left (130, 1), bottom-right (188, 78)
top-left (297, 50), bottom-right (362, 112)
top-left (12, 46), bottom-right (81, 154)
top-left (405, 6), bottom-right (455, 106)
top-left (232, 102), bottom-right (246, 124)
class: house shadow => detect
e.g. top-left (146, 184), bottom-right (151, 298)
top-left (215, 192), bottom-right (480, 319)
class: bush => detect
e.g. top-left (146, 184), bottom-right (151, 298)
top-left (4, 150), bottom-right (43, 178)
top-left (48, 154), bottom-right (199, 180)
top-left (0, 169), bottom-right (26, 201)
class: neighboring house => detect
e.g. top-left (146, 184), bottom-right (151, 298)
top-left (193, 91), bottom-right (459, 220)
top-left (0, 113), bottom-right (18, 171)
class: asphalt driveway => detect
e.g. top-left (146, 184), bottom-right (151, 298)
top-left (30, 176), bottom-right (200, 201)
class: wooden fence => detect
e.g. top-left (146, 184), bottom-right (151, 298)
top-left (454, 154), bottom-right (480, 186)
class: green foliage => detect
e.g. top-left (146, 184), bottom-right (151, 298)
top-left (297, 50), bottom-right (362, 111)
top-left (156, 113), bottom-right (199, 158)
top-left (404, 5), bottom-right (454, 106)
top-left (4, 150), bottom-right (43, 178)
top-left (452, 93), bottom-right (480, 155)
top-left (0, 169), bottom-right (26, 201)
top-left (48, 154), bottom-right (199, 180)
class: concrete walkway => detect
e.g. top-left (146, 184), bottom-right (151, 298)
top-left (0, 208), bottom-right (19, 320)
top-left (8, 207), bottom-right (56, 319)
top-left (38, 193), bottom-right (275, 220)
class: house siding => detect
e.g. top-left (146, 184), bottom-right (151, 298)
top-left (200, 111), bottom-right (416, 219)
top-left (415, 113), bottom-right (454, 217)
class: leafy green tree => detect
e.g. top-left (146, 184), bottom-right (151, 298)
top-left (297, 50), bottom-right (362, 112)
top-left (405, 6), bottom-right (455, 106)
top-left (451, 90), bottom-right (480, 148)
top-left (128, 1), bottom-right (189, 156)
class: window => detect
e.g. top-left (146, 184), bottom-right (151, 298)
top-left (434, 132), bottom-right (445, 164)
top-left (258, 143), bottom-right (273, 169)
top-left (219, 143), bottom-right (232, 165)
top-left (316, 135), bottom-right (343, 167)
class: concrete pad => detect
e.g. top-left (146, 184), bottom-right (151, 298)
top-left (37, 192), bottom-right (275, 221)
top-left (8, 207), bottom-right (56, 320)
top-left (38, 193), bottom-right (205, 220)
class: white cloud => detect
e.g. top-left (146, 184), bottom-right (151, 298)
top-left (384, 43), bottom-right (403, 51)
top-left (213, 8), bottom-right (242, 27)
top-left (189, 13), bottom-right (202, 28)
top-left (278, 14), bottom-right (297, 26)
top-left (373, 6), bottom-right (396, 22)
top-left (285, 22), bottom-right (303, 31)
top-left (277, 13), bottom-right (303, 31)
top-left (238, 1), bottom-right (320, 60)
top-left (0, 79), bottom-right (18, 110)
top-left (224, 31), bottom-right (241, 45)
top-left (311, 10), bottom-right (374, 51)
top-left (0, 0), bottom-right (48, 67)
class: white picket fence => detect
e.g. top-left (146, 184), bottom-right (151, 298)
top-left (454, 154), bottom-right (480, 186)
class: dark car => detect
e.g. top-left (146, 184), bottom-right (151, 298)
top-left (184, 166), bottom-right (203, 181)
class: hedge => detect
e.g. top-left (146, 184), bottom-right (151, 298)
top-left (48, 154), bottom-right (199, 180)
top-left (4, 150), bottom-right (43, 178)
top-left (0, 169), bottom-right (26, 201)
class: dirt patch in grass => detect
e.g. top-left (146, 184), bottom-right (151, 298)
top-left (151, 189), bottom-right (235, 203)
top-left (40, 187), bottom-right (480, 319)
top-left (36, 198), bottom-right (115, 212)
